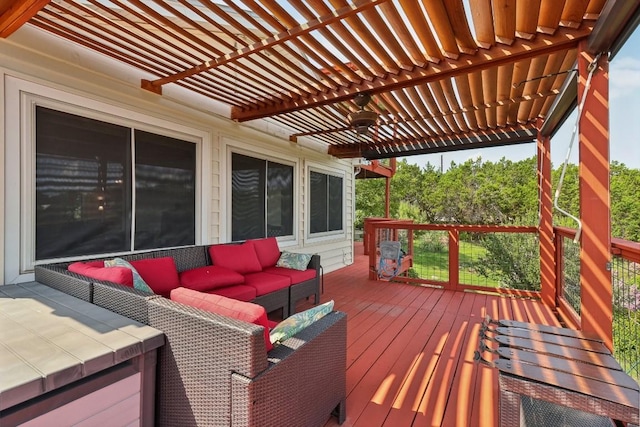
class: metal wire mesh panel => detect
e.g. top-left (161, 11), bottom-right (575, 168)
top-left (612, 254), bottom-right (640, 382)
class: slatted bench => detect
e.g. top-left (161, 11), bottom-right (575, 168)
top-left (475, 317), bottom-right (640, 427)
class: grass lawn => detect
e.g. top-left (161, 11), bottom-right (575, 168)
top-left (410, 239), bottom-right (502, 288)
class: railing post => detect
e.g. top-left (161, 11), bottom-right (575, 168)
top-left (554, 231), bottom-right (564, 304)
top-left (368, 223), bottom-right (378, 280)
top-left (537, 123), bottom-right (556, 307)
top-left (448, 229), bottom-right (459, 291)
top-left (363, 218), bottom-right (370, 255)
top-left (385, 177), bottom-right (390, 218)
top-left (577, 41), bottom-right (612, 350)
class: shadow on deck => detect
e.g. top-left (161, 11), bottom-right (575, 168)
top-left (297, 243), bottom-right (561, 427)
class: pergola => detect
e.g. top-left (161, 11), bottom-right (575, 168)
top-left (2, 0), bottom-right (639, 346)
top-left (1, 0), bottom-right (635, 157)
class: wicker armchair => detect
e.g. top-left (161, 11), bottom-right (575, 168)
top-left (147, 297), bottom-right (347, 426)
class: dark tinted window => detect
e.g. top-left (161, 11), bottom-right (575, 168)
top-left (232, 153), bottom-right (265, 241)
top-left (231, 153), bottom-right (293, 240)
top-left (310, 171), bottom-right (343, 234)
top-left (36, 107), bottom-right (131, 259)
top-left (135, 130), bottom-right (196, 250)
top-left (35, 106), bottom-right (196, 260)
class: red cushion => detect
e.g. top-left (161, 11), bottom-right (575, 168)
top-left (179, 265), bottom-right (245, 291)
top-left (170, 287), bottom-right (272, 352)
top-left (252, 237), bottom-right (281, 269)
top-left (244, 272), bottom-right (291, 296)
top-left (262, 266), bottom-right (317, 284)
top-left (130, 257), bottom-right (180, 297)
top-left (84, 260), bottom-right (105, 268)
top-left (207, 285), bottom-right (257, 302)
top-left (68, 262), bottom-right (133, 287)
top-left (208, 241), bottom-right (262, 274)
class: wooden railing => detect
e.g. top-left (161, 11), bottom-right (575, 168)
top-left (365, 219), bottom-right (640, 379)
top-left (554, 226), bottom-right (581, 329)
top-left (552, 226), bottom-right (640, 380)
top-left (365, 220), bottom-right (539, 296)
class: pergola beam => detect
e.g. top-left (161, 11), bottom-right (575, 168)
top-left (232, 27), bottom-right (592, 122)
top-left (293, 88), bottom-right (560, 139)
top-left (142, 0), bottom-right (390, 92)
top-left (328, 123), bottom-right (537, 159)
top-left (0, 0), bottom-right (50, 37)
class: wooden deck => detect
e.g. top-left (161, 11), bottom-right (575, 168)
top-left (300, 243), bottom-right (562, 427)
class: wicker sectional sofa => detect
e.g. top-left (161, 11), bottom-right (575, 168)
top-left (37, 238), bottom-right (321, 318)
top-left (34, 243), bottom-right (347, 426)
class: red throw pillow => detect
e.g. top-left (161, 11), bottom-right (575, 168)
top-left (170, 287), bottom-right (273, 352)
top-left (84, 260), bottom-right (105, 268)
top-left (251, 237), bottom-right (281, 269)
top-left (208, 241), bottom-right (262, 274)
top-left (179, 265), bottom-right (245, 291)
top-left (68, 261), bottom-right (133, 287)
top-left (130, 257), bottom-right (180, 297)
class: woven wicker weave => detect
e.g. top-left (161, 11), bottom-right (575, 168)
top-left (92, 281), bottom-right (159, 325)
top-left (34, 264), bottom-right (93, 302)
top-left (151, 246), bottom-right (208, 272)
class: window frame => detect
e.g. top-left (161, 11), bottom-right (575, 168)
top-left (306, 164), bottom-right (346, 241)
top-left (224, 144), bottom-right (299, 244)
top-left (5, 77), bottom-right (209, 281)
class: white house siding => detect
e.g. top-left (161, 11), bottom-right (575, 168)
top-left (0, 25), bottom-right (354, 284)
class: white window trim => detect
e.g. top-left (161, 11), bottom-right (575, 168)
top-left (305, 162), bottom-right (347, 242)
top-left (221, 138), bottom-right (299, 245)
top-left (5, 76), bottom-right (210, 283)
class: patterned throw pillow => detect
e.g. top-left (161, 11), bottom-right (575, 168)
top-left (269, 300), bottom-right (334, 345)
top-left (104, 257), bottom-right (154, 294)
top-left (276, 251), bottom-right (313, 271)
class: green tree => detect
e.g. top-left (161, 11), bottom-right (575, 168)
top-left (354, 175), bottom-right (385, 228)
top-left (611, 161), bottom-right (640, 241)
top-left (389, 160), bottom-right (426, 218)
top-left (552, 162), bottom-right (580, 227)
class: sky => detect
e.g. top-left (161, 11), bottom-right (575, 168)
top-left (405, 29), bottom-right (640, 171)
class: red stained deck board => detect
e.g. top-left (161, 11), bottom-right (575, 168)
top-left (322, 243), bottom-right (561, 427)
top-left (379, 298), bottom-right (466, 426)
top-left (347, 306), bottom-right (442, 425)
top-left (347, 304), bottom-right (402, 368)
top-left (470, 294), bottom-right (501, 427)
top-left (345, 294), bottom-right (453, 424)
top-left (437, 322), bottom-right (480, 426)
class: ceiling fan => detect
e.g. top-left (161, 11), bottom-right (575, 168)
top-left (347, 92), bottom-right (378, 134)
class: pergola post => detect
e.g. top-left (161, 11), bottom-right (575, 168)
top-left (577, 41), bottom-right (612, 349)
top-left (385, 176), bottom-right (390, 218)
top-left (536, 121), bottom-right (555, 307)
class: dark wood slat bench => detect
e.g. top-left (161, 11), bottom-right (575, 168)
top-left (476, 317), bottom-right (640, 427)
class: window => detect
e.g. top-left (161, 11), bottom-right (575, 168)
top-left (35, 106), bottom-right (196, 260)
top-left (309, 170), bottom-right (343, 234)
top-left (231, 152), bottom-right (293, 241)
